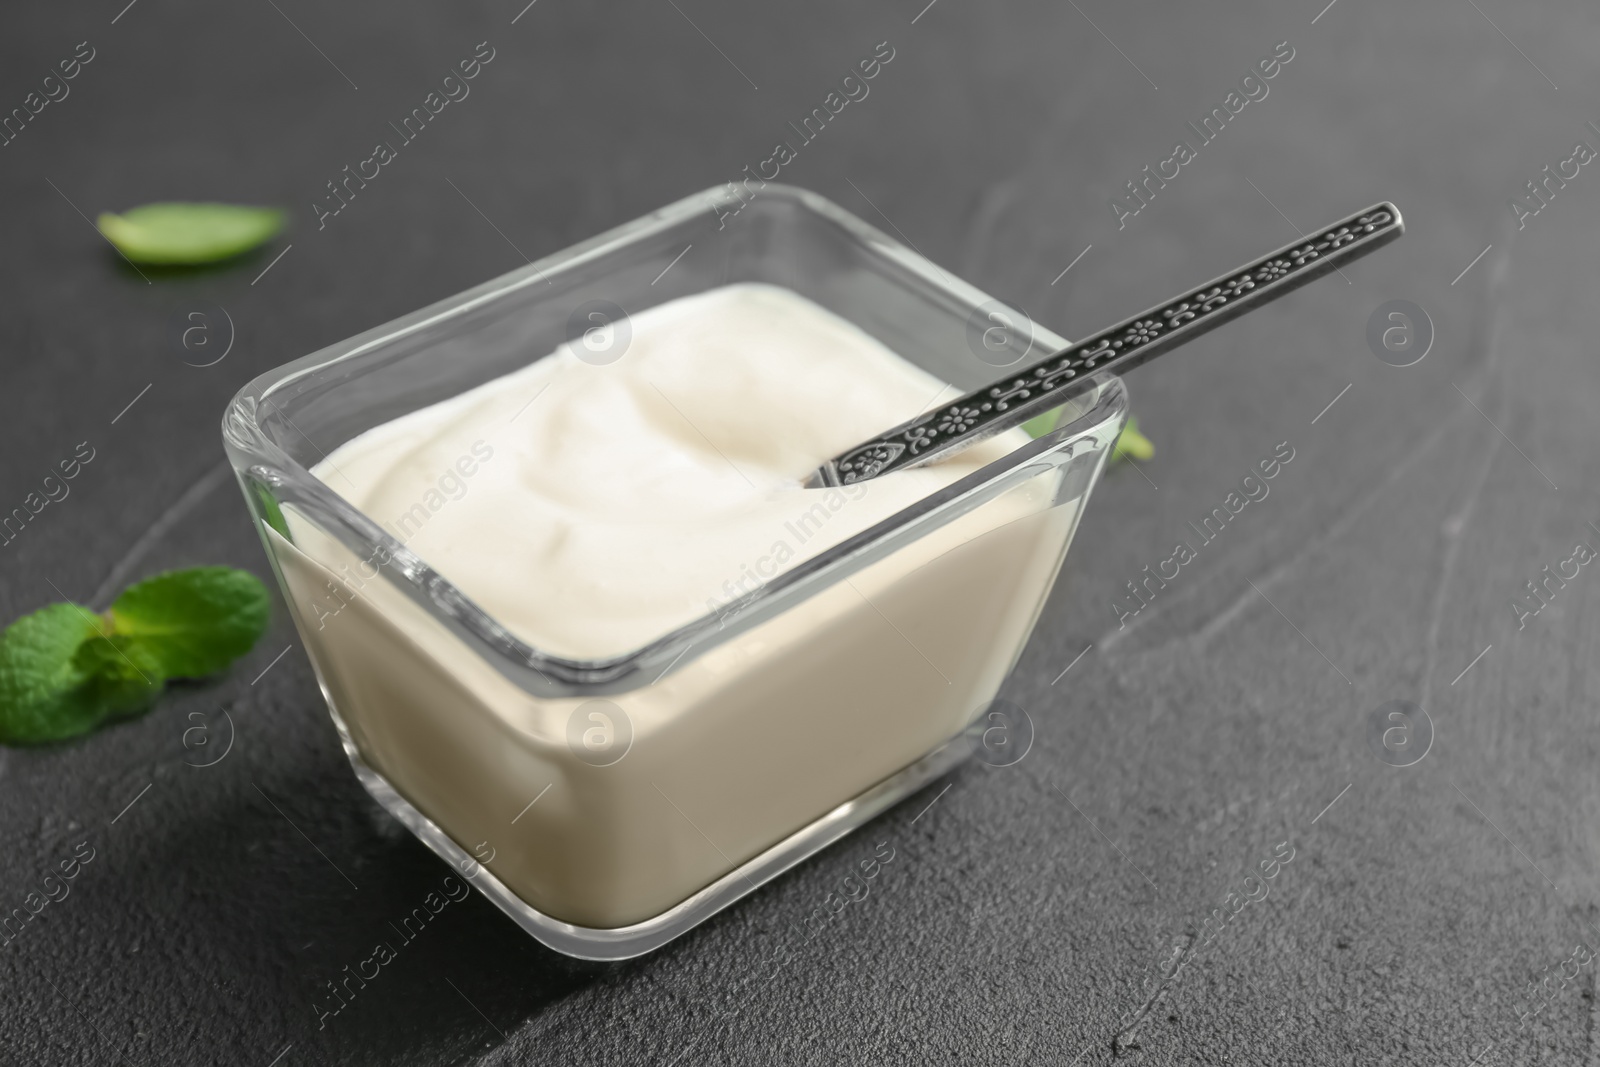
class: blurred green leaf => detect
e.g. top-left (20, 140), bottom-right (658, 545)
top-left (97, 202), bottom-right (285, 265)
top-left (1112, 416), bottom-right (1154, 464)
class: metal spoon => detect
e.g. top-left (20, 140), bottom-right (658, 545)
top-left (806, 201), bottom-right (1403, 487)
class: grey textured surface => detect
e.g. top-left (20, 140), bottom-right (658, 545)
top-left (2, 0), bottom-right (1598, 1064)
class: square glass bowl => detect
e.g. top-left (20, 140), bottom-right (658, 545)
top-left (222, 184), bottom-right (1127, 959)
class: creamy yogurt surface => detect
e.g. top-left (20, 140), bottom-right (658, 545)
top-left (311, 283), bottom-right (1013, 660)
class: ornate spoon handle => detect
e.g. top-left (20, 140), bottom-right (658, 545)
top-left (808, 202), bottom-right (1403, 487)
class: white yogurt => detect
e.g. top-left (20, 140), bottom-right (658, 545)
top-left (313, 283), bottom-right (1006, 659)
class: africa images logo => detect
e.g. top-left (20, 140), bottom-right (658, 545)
top-left (1366, 700), bottom-right (1433, 768)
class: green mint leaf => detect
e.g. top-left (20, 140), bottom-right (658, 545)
top-left (0, 604), bottom-right (113, 744)
top-left (75, 634), bottom-right (166, 719)
top-left (1112, 416), bottom-right (1154, 464)
top-left (96, 203), bottom-right (285, 265)
top-left (1022, 407), bottom-right (1063, 439)
top-left (109, 567), bottom-right (270, 679)
top-left (250, 479), bottom-right (291, 539)
top-left (0, 567), bottom-right (270, 746)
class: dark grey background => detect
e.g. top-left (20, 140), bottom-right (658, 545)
top-left (1, 0), bottom-right (1596, 1063)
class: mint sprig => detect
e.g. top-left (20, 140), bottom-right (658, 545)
top-left (0, 567), bottom-right (270, 745)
